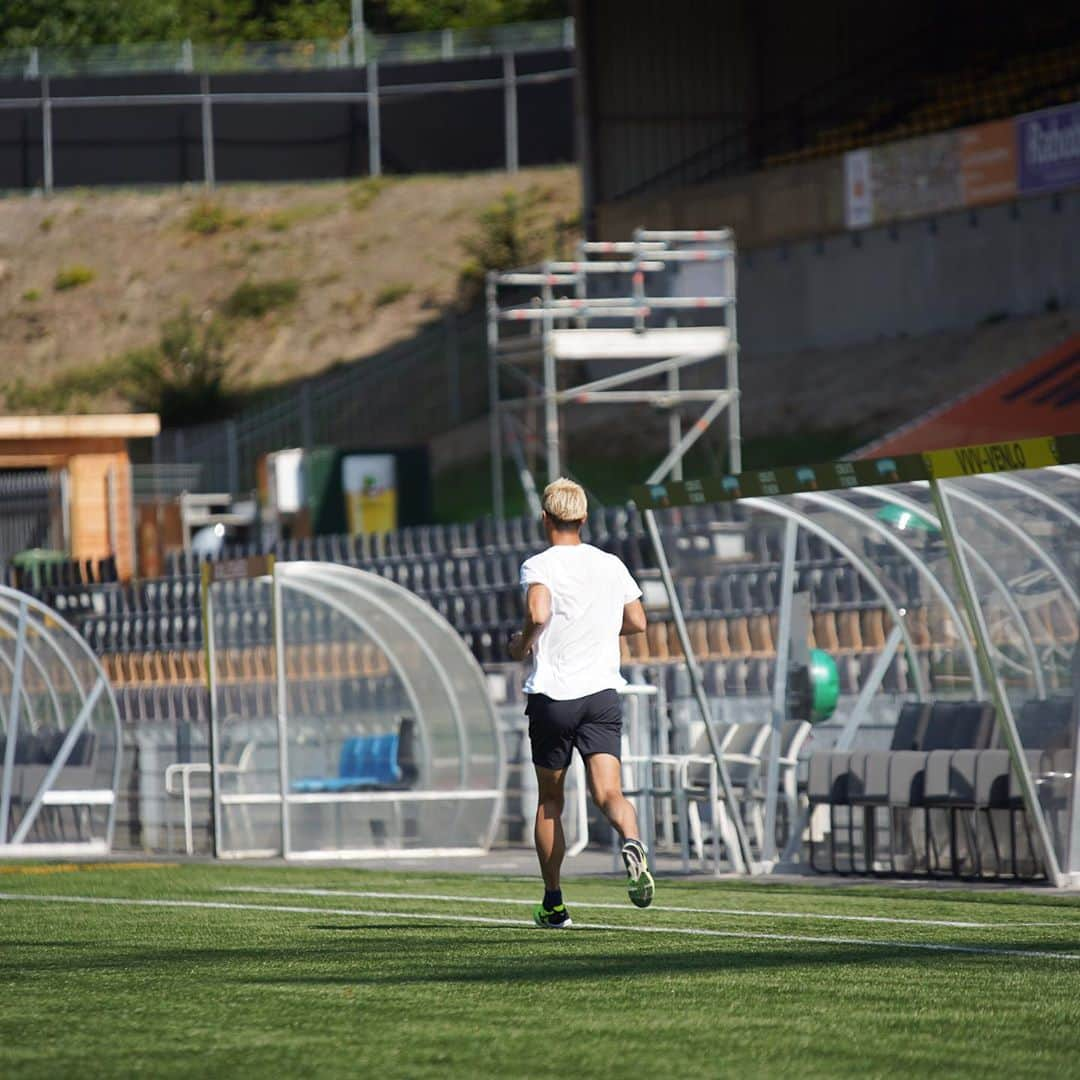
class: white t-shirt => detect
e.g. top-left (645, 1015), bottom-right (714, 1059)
top-left (519, 543), bottom-right (642, 700)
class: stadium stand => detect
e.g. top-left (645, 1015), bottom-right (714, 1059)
top-left (766, 40), bottom-right (1080, 168)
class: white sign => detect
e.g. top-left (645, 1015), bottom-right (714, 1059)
top-left (267, 448), bottom-right (305, 515)
top-left (844, 149), bottom-right (874, 229)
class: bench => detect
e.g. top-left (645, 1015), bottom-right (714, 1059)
top-left (808, 697), bottom-right (1072, 879)
top-left (808, 700), bottom-right (995, 875)
top-left (291, 717), bottom-right (418, 794)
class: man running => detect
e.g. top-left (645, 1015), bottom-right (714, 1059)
top-left (508, 477), bottom-right (655, 929)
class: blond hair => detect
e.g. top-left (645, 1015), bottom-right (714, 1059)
top-left (542, 477), bottom-right (587, 524)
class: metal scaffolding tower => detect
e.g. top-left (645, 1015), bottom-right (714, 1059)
top-left (486, 228), bottom-right (740, 517)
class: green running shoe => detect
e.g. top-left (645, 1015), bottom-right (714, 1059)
top-left (533, 902), bottom-right (572, 929)
top-left (620, 839), bottom-right (655, 909)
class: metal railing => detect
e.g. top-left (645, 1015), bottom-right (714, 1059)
top-left (0, 17), bottom-right (574, 79)
top-left (0, 471), bottom-right (62, 563)
top-left (1, 51), bottom-right (573, 193)
top-left (155, 313), bottom-right (487, 495)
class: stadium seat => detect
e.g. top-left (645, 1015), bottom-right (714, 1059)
top-left (291, 718), bottom-right (418, 794)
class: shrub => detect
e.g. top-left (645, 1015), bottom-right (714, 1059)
top-left (184, 200), bottom-right (247, 236)
top-left (122, 308), bottom-right (233, 426)
top-left (373, 282), bottom-right (412, 308)
top-left (53, 265), bottom-right (94, 291)
top-left (457, 188), bottom-right (568, 301)
top-left (221, 278), bottom-right (300, 319)
top-left (22, 288), bottom-right (41, 302)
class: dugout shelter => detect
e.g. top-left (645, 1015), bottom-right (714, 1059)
top-left (0, 585), bottom-right (122, 856)
top-left (632, 434), bottom-right (1080, 884)
top-left (199, 558), bottom-right (503, 859)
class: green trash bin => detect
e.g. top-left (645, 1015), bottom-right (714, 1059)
top-left (11, 548), bottom-right (69, 591)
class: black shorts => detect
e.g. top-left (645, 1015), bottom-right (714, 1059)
top-left (526, 689), bottom-right (623, 771)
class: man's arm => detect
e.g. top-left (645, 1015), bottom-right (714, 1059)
top-left (620, 599), bottom-right (647, 636)
top-left (508, 583), bottom-right (551, 661)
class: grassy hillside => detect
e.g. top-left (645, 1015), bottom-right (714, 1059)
top-left (0, 167), bottom-right (579, 417)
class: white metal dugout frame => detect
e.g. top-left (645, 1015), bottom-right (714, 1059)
top-left (632, 434), bottom-right (1080, 885)
top-left (487, 228), bottom-right (741, 519)
top-left (201, 557), bottom-right (504, 860)
top-left (0, 587), bottom-right (122, 857)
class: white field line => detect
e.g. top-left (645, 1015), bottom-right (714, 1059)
top-left (0, 891), bottom-right (1077, 962)
top-left (217, 885), bottom-right (1060, 931)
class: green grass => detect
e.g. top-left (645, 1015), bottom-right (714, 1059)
top-left (373, 281), bottom-right (413, 308)
top-left (52, 264), bottom-right (94, 291)
top-left (2, 863), bottom-right (1080, 1078)
top-left (184, 200), bottom-right (248, 236)
top-left (221, 278), bottom-right (301, 319)
top-left (347, 175), bottom-right (392, 213)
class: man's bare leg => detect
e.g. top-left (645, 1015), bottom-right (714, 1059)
top-left (585, 752), bottom-right (655, 908)
top-left (584, 752), bottom-right (640, 841)
top-left (534, 766), bottom-right (567, 891)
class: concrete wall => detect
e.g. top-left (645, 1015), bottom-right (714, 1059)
top-left (672, 188), bottom-right (1078, 356)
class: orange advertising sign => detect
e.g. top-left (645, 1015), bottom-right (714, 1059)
top-left (960, 120), bottom-right (1017, 205)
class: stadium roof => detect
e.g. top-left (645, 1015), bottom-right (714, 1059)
top-left (855, 334), bottom-right (1079, 458)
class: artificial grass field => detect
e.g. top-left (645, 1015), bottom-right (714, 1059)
top-left (3, 863), bottom-right (1080, 1078)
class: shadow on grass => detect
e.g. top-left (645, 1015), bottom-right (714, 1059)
top-left (6, 926), bottom-right (1077, 984)
top-left (241, 925), bottom-right (1080, 986)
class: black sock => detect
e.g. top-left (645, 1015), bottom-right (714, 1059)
top-left (543, 888), bottom-right (563, 910)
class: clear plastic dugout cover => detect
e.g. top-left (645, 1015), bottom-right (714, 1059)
top-left (632, 437), bottom-right (1079, 881)
top-left (206, 566), bottom-right (282, 857)
top-left (206, 560), bottom-right (502, 859)
top-left (0, 588), bottom-right (121, 855)
top-left (937, 465), bottom-right (1079, 878)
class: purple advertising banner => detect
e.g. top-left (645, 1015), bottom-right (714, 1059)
top-left (1017, 101), bottom-right (1080, 193)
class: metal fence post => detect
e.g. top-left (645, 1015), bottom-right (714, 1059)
top-left (351, 0), bottom-right (366, 66)
top-left (503, 52), bottom-right (518, 174)
top-left (200, 73), bottom-right (215, 189)
top-left (300, 382), bottom-right (314, 448)
top-left (445, 310), bottom-right (461, 425)
top-left (725, 247), bottom-right (741, 473)
top-left (41, 75), bottom-right (53, 195)
top-left (180, 39), bottom-right (194, 73)
top-left (486, 274), bottom-right (505, 519)
top-left (366, 59), bottom-right (381, 177)
top-left (226, 419), bottom-right (240, 494)
top-left (26, 48), bottom-right (39, 79)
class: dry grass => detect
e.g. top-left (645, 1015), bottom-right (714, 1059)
top-left (0, 167), bottom-right (579, 405)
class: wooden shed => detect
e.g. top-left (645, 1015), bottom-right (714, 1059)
top-left (0, 414), bottom-right (160, 582)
